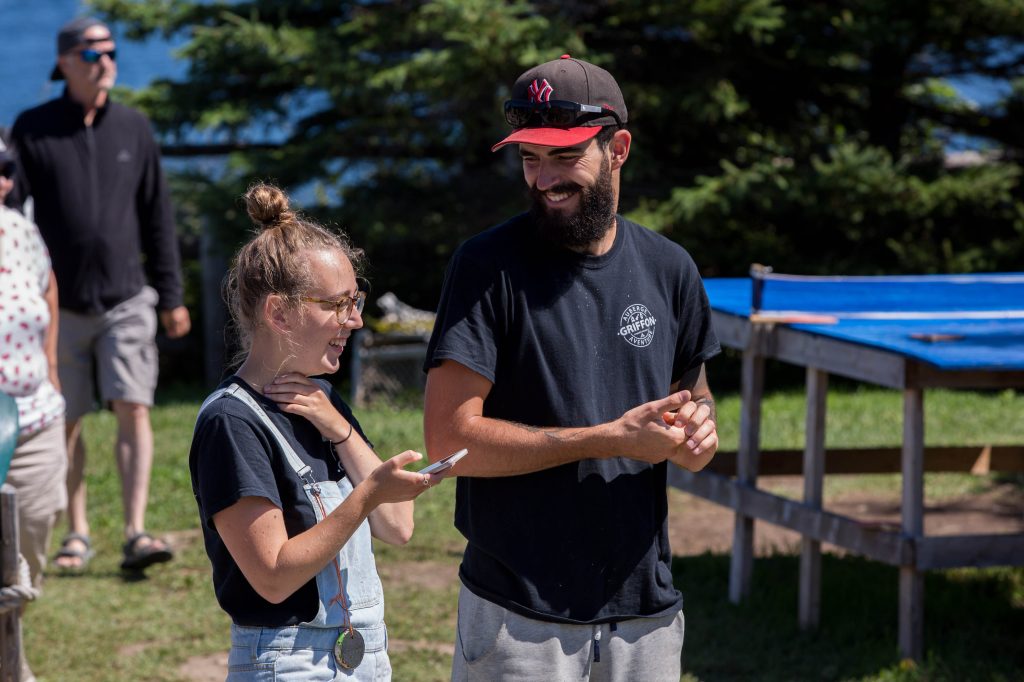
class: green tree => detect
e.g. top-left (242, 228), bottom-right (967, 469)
top-left (607, 0), bottom-right (1024, 275)
top-left (95, 0), bottom-right (1024, 298)
top-left (96, 0), bottom-right (585, 311)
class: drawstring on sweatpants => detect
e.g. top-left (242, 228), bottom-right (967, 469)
top-left (592, 622), bottom-right (618, 663)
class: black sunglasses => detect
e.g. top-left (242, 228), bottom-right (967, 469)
top-left (0, 161), bottom-right (15, 180)
top-left (80, 48), bottom-right (117, 64)
top-left (504, 99), bottom-right (623, 129)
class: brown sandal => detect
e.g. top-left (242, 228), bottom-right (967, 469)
top-left (120, 532), bottom-right (174, 571)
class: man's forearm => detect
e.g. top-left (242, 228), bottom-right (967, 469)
top-left (426, 414), bottom-right (618, 478)
top-left (423, 363), bottom-right (695, 478)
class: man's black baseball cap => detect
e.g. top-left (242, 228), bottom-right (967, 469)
top-left (492, 54), bottom-right (628, 151)
top-left (50, 16), bottom-right (109, 81)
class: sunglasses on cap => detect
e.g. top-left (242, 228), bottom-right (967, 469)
top-left (504, 99), bottom-right (623, 130)
top-left (79, 48), bottom-right (116, 64)
top-left (0, 161), bottom-right (15, 180)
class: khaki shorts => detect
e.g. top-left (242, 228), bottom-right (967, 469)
top-left (8, 417), bottom-right (68, 588)
top-left (58, 286), bottom-right (159, 421)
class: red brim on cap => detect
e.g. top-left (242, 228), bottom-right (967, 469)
top-left (491, 126), bottom-right (601, 152)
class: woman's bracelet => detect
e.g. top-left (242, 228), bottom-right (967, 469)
top-left (330, 422), bottom-right (354, 445)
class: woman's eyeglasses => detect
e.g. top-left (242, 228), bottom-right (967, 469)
top-left (79, 49), bottom-right (117, 64)
top-left (301, 292), bottom-right (367, 325)
top-left (504, 99), bottom-right (623, 129)
top-left (0, 161), bottom-right (15, 180)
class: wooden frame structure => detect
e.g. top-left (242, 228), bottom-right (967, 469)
top-left (669, 311), bottom-right (1024, 660)
top-left (0, 485), bottom-right (23, 682)
top-left (349, 329), bottom-right (429, 407)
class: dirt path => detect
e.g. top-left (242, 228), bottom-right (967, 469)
top-left (179, 479), bottom-right (1023, 680)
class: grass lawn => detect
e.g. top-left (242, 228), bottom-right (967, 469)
top-left (19, 385), bottom-right (1024, 681)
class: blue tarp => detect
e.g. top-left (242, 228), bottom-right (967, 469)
top-left (704, 275), bottom-right (1024, 371)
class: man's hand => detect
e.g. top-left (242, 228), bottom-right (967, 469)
top-left (613, 390), bottom-right (698, 464)
top-left (159, 306), bottom-right (191, 338)
top-left (663, 395), bottom-right (718, 471)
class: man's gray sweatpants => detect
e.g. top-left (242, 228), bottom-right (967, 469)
top-left (451, 584), bottom-right (685, 682)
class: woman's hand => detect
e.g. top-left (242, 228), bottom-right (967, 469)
top-left (360, 450), bottom-right (446, 507)
top-left (262, 372), bottom-right (350, 442)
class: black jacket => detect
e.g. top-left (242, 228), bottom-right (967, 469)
top-left (8, 90), bottom-right (183, 314)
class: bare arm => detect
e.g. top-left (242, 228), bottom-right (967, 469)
top-left (331, 433), bottom-right (422, 546)
top-left (422, 359), bottom-right (698, 477)
top-left (666, 363), bottom-right (718, 471)
top-left (212, 452), bottom-right (425, 604)
top-left (43, 270), bottom-right (60, 391)
top-left (261, 373), bottom-right (441, 546)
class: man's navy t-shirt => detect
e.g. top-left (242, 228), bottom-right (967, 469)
top-left (425, 213), bottom-right (720, 623)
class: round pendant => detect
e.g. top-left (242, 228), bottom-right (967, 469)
top-left (334, 628), bottom-right (365, 669)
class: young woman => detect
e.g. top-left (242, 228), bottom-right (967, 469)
top-left (190, 183), bottom-right (445, 681)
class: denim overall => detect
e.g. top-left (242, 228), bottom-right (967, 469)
top-left (199, 384), bottom-right (391, 681)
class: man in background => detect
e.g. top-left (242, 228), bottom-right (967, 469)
top-left (424, 55), bottom-right (720, 680)
top-left (8, 16), bottom-right (190, 573)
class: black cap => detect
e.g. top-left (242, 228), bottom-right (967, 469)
top-left (493, 55), bottom-right (628, 151)
top-left (50, 16), bottom-right (109, 81)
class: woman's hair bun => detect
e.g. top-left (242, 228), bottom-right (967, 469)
top-left (245, 183), bottom-right (293, 229)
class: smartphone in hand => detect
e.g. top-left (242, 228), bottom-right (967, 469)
top-left (419, 448), bottom-right (468, 475)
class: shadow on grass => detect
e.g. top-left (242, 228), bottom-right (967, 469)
top-left (675, 553), bottom-right (1024, 681)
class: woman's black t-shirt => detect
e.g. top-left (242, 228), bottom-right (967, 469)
top-left (189, 376), bottom-right (371, 626)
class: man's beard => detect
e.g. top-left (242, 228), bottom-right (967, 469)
top-left (529, 157), bottom-right (615, 249)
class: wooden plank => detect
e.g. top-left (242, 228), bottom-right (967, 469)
top-left (917, 534), bottom-right (1024, 569)
top-left (1, 485), bottom-right (21, 682)
top-left (799, 368), bottom-right (828, 630)
top-left (772, 326), bottom-right (908, 388)
top-left (671, 469), bottom-right (912, 566)
top-left (899, 389), bottom-right (925, 661)
top-left (710, 311), bottom-right (750, 350)
top-left (703, 445), bottom-right (1024, 476)
top-left (906, 363), bottom-right (1024, 390)
top-left (361, 344), bottom-right (429, 361)
top-left (672, 467), bottom-right (1024, 572)
top-left (730, 344), bottom-right (765, 603)
top-left (712, 310), bottom-right (1024, 390)
top-left (0, 487), bottom-right (16, 589)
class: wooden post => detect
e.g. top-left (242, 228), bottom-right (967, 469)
top-left (199, 223), bottom-right (229, 388)
top-left (899, 389), bottom-right (925, 660)
top-left (729, 337), bottom-right (766, 603)
top-left (0, 485), bottom-right (22, 682)
top-left (799, 368), bottom-right (828, 629)
top-left (350, 329), bottom-right (365, 407)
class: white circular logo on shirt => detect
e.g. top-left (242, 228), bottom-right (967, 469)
top-left (618, 304), bottom-right (656, 348)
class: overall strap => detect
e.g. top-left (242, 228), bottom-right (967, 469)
top-left (197, 383), bottom-right (317, 485)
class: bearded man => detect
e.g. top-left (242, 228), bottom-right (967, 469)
top-left (423, 55), bottom-right (722, 681)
